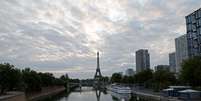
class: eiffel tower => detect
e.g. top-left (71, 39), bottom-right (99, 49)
top-left (94, 52), bottom-right (102, 88)
top-left (94, 52), bottom-right (102, 78)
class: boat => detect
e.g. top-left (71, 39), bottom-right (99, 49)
top-left (109, 90), bottom-right (131, 101)
top-left (107, 84), bottom-right (132, 94)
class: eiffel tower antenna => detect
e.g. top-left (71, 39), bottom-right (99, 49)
top-left (94, 52), bottom-right (102, 78)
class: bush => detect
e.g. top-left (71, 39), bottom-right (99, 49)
top-left (0, 63), bottom-right (22, 94)
top-left (180, 56), bottom-right (201, 87)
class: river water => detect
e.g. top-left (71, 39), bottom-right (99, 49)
top-left (41, 87), bottom-right (152, 101)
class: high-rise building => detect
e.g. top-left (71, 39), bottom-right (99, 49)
top-left (186, 8), bottom-right (201, 57)
top-left (169, 52), bottom-right (176, 73)
top-left (175, 34), bottom-right (189, 73)
top-left (136, 49), bottom-right (150, 73)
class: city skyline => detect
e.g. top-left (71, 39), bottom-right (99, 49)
top-left (0, 0), bottom-right (201, 79)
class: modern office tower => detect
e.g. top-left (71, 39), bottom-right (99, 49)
top-left (175, 34), bottom-right (189, 73)
top-left (136, 49), bottom-right (150, 73)
top-left (125, 68), bottom-right (135, 76)
top-left (186, 8), bottom-right (201, 57)
top-left (154, 65), bottom-right (170, 71)
top-left (169, 52), bottom-right (176, 73)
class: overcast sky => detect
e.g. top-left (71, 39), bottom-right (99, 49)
top-left (0, 0), bottom-right (201, 79)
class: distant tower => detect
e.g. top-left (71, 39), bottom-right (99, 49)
top-left (94, 52), bottom-right (102, 78)
top-left (135, 49), bottom-right (150, 73)
top-left (175, 34), bottom-right (188, 73)
top-left (169, 52), bottom-right (176, 73)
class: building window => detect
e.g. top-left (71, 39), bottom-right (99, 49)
top-left (199, 36), bottom-right (201, 43)
top-left (198, 27), bottom-right (201, 34)
top-left (192, 15), bottom-right (196, 23)
top-left (199, 10), bottom-right (201, 18)
top-left (198, 19), bottom-right (201, 26)
top-left (187, 24), bottom-right (191, 31)
top-left (197, 21), bottom-right (199, 27)
top-left (192, 33), bottom-right (197, 39)
top-left (187, 16), bottom-right (191, 23)
top-left (192, 24), bottom-right (196, 31)
top-left (189, 24), bottom-right (192, 31)
top-left (196, 11), bottom-right (199, 18)
top-left (190, 16), bottom-right (192, 22)
top-left (199, 47), bottom-right (201, 54)
top-left (199, 19), bottom-right (201, 26)
top-left (199, 27), bottom-right (201, 35)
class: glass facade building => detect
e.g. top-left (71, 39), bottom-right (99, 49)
top-left (169, 52), bottom-right (176, 73)
top-left (136, 49), bottom-right (150, 73)
top-left (186, 8), bottom-right (201, 57)
top-left (175, 35), bottom-right (189, 73)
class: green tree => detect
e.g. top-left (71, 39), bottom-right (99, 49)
top-left (121, 76), bottom-right (134, 84)
top-left (0, 63), bottom-right (70, 94)
top-left (39, 72), bottom-right (55, 87)
top-left (7, 68), bottom-right (22, 91)
top-left (22, 68), bottom-right (42, 92)
top-left (54, 78), bottom-right (64, 86)
top-left (60, 74), bottom-right (69, 88)
top-left (0, 63), bottom-right (22, 94)
top-left (101, 76), bottom-right (109, 83)
top-left (153, 69), bottom-right (176, 91)
top-left (60, 74), bottom-right (69, 82)
top-left (69, 79), bottom-right (80, 83)
top-left (180, 56), bottom-right (201, 87)
top-left (111, 73), bottom-right (122, 83)
top-left (134, 69), bottom-right (153, 87)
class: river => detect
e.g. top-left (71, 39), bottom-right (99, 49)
top-left (40, 87), bottom-right (154, 101)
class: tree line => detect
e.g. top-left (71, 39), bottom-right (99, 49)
top-left (111, 56), bottom-right (201, 91)
top-left (0, 63), bottom-right (69, 95)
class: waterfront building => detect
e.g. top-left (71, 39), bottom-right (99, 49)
top-left (125, 68), bottom-right (135, 76)
top-left (154, 65), bottom-right (170, 71)
top-left (169, 52), bottom-right (176, 73)
top-left (163, 86), bottom-right (191, 97)
top-left (175, 34), bottom-right (189, 73)
top-left (135, 49), bottom-right (150, 73)
top-left (179, 89), bottom-right (201, 100)
top-left (186, 8), bottom-right (201, 57)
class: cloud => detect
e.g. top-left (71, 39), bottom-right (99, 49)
top-left (0, 0), bottom-right (201, 78)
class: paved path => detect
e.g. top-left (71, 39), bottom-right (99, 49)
top-left (27, 86), bottom-right (65, 101)
top-left (0, 92), bottom-right (26, 101)
top-left (131, 87), bottom-right (182, 101)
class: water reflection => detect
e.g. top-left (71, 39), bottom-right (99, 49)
top-left (40, 87), bottom-right (155, 101)
top-left (109, 91), bottom-right (131, 101)
top-left (95, 89), bottom-right (101, 101)
top-left (59, 87), bottom-right (113, 101)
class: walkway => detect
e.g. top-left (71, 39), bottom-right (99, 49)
top-left (27, 86), bottom-right (65, 101)
top-left (131, 87), bottom-right (182, 101)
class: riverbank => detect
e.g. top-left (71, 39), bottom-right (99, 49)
top-left (27, 86), bottom-right (66, 101)
top-left (0, 92), bottom-right (26, 101)
top-left (0, 86), bottom-right (66, 101)
top-left (131, 88), bottom-right (184, 101)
